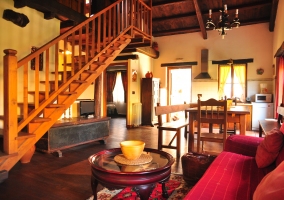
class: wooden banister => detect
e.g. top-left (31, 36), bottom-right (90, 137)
top-left (3, 49), bottom-right (18, 154)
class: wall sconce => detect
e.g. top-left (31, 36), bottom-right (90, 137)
top-left (59, 49), bottom-right (72, 55)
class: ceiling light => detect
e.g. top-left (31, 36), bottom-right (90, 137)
top-left (206, 4), bottom-right (240, 39)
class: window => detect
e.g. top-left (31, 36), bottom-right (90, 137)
top-left (218, 64), bottom-right (247, 101)
top-left (112, 72), bottom-right (125, 103)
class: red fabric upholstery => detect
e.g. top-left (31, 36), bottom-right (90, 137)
top-left (224, 135), bottom-right (263, 157)
top-left (184, 135), bottom-right (280, 200)
top-left (276, 146), bottom-right (284, 167)
top-left (185, 152), bottom-right (271, 200)
top-left (253, 160), bottom-right (284, 200)
top-left (255, 128), bottom-right (284, 168)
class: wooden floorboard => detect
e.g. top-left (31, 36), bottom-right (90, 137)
top-left (0, 117), bottom-right (259, 200)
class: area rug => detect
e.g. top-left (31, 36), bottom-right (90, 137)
top-left (86, 173), bottom-right (192, 200)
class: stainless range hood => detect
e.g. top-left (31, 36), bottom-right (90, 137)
top-left (194, 49), bottom-right (211, 79)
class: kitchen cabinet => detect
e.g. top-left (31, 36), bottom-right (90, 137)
top-left (227, 104), bottom-right (252, 131)
top-left (141, 78), bottom-right (160, 126)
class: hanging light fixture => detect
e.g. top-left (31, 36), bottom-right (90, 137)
top-left (206, 3), bottom-right (240, 39)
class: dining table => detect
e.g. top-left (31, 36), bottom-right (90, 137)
top-left (185, 106), bottom-right (250, 152)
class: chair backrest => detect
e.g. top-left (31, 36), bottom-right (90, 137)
top-left (197, 98), bottom-right (228, 132)
top-left (196, 98), bottom-right (228, 153)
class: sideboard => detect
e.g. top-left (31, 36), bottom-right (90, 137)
top-left (36, 117), bottom-right (110, 154)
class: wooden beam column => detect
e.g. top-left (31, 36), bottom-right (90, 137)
top-left (94, 75), bottom-right (102, 117)
top-left (3, 49), bottom-right (18, 154)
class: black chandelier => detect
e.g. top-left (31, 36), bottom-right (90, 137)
top-left (206, 4), bottom-right (240, 39)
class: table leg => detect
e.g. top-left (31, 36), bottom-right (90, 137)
top-left (161, 182), bottom-right (169, 198)
top-left (239, 114), bottom-right (246, 135)
top-left (259, 123), bottom-right (262, 137)
top-left (91, 176), bottom-right (99, 200)
top-left (133, 184), bottom-right (155, 200)
top-left (187, 114), bottom-right (194, 152)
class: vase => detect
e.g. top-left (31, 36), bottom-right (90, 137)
top-left (20, 144), bottom-right (35, 164)
top-left (145, 71), bottom-right (153, 78)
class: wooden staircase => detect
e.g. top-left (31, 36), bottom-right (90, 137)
top-left (0, 0), bottom-right (151, 173)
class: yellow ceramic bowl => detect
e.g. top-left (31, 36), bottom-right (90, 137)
top-left (120, 140), bottom-right (145, 160)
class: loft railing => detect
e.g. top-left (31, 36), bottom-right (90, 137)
top-left (2, 0), bottom-right (151, 155)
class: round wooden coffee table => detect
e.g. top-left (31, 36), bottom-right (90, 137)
top-left (88, 148), bottom-right (175, 200)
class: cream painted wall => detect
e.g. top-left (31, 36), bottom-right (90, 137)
top-left (153, 23), bottom-right (274, 102)
top-left (0, 0), bottom-right (60, 121)
top-left (127, 53), bottom-right (152, 126)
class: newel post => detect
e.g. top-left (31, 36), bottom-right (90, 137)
top-left (3, 49), bottom-right (18, 154)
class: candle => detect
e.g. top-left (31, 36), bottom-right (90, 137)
top-left (209, 9), bottom-right (212, 15)
top-left (236, 9), bottom-right (238, 14)
top-left (224, 4), bottom-right (227, 10)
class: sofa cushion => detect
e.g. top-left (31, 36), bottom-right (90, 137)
top-left (185, 151), bottom-right (271, 200)
top-left (255, 128), bottom-right (283, 168)
top-left (225, 135), bottom-right (263, 157)
top-left (253, 161), bottom-right (284, 200)
top-left (275, 145), bottom-right (284, 167)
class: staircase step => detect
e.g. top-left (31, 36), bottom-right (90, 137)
top-left (31, 117), bottom-right (51, 123)
top-left (101, 53), bottom-right (113, 57)
top-left (16, 132), bottom-right (36, 140)
top-left (92, 61), bottom-right (106, 65)
top-left (0, 152), bottom-right (18, 160)
top-left (61, 91), bottom-right (77, 95)
top-left (73, 80), bottom-right (87, 83)
top-left (109, 46), bottom-right (120, 50)
top-left (83, 70), bottom-right (97, 74)
top-left (46, 104), bottom-right (65, 108)
top-left (116, 40), bottom-right (127, 44)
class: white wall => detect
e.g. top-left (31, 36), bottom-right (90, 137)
top-left (153, 23), bottom-right (274, 103)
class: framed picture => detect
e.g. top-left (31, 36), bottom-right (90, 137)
top-left (31, 46), bottom-right (44, 71)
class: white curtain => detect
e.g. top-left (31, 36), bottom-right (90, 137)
top-left (234, 65), bottom-right (246, 101)
top-left (218, 65), bottom-right (231, 99)
top-left (112, 72), bottom-right (125, 103)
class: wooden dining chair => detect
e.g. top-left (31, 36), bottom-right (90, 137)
top-left (197, 98), bottom-right (228, 153)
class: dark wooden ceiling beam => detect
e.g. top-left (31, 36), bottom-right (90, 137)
top-left (153, 26), bottom-right (200, 37)
top-left (269, 0), bottom-right (279, 32)
top-left (14, 0), bottom-right (87, 22)
top-left (152, 16), bottom-right (270, 37)
top-left (152, 12), bottom-right (196, 22)
top-left (209, 1), bottom-right (272, 13)
top-left (212, 59), bottom-right (254, 65)
top-left (152, 0), bottom-right (187, 7)
top-left (193, 0), bottom-right (207, 40)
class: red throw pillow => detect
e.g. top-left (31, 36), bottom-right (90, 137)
top-left (255, 128), bottom-right (283, 168)
top-left (253, 161), bottom-right (284, 200)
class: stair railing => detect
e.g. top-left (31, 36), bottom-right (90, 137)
top-left (2, 0), bottom-right (151, 155)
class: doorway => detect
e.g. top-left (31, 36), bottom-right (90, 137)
top-left (167, 67), bottom-right (192, 120)
top-left (168, 67), bottom-right (192, 105)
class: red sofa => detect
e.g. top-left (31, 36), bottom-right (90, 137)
top-left (184, 132), bottom-right (284, 200)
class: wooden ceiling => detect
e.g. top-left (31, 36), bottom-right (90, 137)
top-left (149, 0), bottom-right (279, 39)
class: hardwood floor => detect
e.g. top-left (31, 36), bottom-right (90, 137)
top-left (0, 117), bottom-right (259, 200)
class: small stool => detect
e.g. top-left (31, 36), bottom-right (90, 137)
top-left (181, 152), bottom-right (216, 185)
